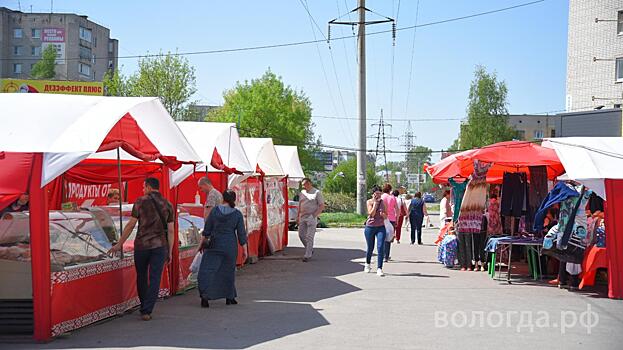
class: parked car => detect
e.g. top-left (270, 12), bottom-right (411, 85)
top-left (423, 193), bottom-right (435, 203)
top-left (288, 200), bottom-right (298, 230)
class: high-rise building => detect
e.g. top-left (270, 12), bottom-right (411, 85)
top-left (0, 7), bottom-right (118, 81)
top-left (566, 0), bottom-right (623, 111)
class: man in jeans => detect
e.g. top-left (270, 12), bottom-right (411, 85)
top-left (297, 178), bottom-right (325, 262)
top-left (108, 177), bottom-right (174, 321)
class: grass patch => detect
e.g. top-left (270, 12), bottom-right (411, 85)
top-left (426, 203), bottom-right (440, 213)
top-left (319, 212), bottom-right (367, 228)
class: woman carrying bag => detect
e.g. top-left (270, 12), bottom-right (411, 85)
top-left (364, 185), bottom-right (388, 276)
top-left (197, 190), bottom-right (248, 308)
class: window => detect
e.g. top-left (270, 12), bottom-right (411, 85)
top-left (515, 130), bottom-right (526, 140)
top-left (550, 129), bottom-right (556, 138)
top-left (30, 63), bottom-right (36, 70)
top-left (108, 59), bottom-right (114, 69)
top-left (13, 46), bottom-right (23, 55)
top-left (79, 46), bottom-right (92, 60)
top-left (617, 58), bottom-right (623, 82)
top-left (13, 63), bottom-right (22, 74)
top-left (13, 28), bottom-right (23, 38)
top-left (79, 63), bottom-right (91, 76)
top-left (79, 26), bottom-right (92, 42)
top-left (31, 46), bottom-right (41, 56)
top-left (108, 41), bottom-right (114, 53)
top-left (534, 130), bottom-right (544, 139)
top-left (31, 28), bottom-right (41, 39)
top-left (92, 54), bottom-right (96, 64)
top-left (618, 11), bottom-right (623, 35)
top-left (615, 104), bottom-right (622, 109)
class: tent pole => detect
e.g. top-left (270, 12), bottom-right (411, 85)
top-left (117, 147), bottom-right (124, 259)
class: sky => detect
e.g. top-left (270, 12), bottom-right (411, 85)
top-left (4, 0), bottom-right (569, 162)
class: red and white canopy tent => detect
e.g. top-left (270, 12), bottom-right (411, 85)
top-left (0, 94), bottom-right (201, 340)
top-left (170, 121), bottom-right (255, 271)
top-left (275, 145), bottom-right (305, 188)
top-left (240, 138), bottom-right (288, 255)
top-left (542, 137), bottom-right (623, 299)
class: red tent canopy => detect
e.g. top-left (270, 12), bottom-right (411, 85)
top-left (427, 141), bottom-right (565, 184)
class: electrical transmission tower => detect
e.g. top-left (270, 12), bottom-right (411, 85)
top-left (369, 109), bottom-right (398, 181)
top-left (399, 121), bottom-right (415, 187)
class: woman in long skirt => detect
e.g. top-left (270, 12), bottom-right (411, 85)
top-left (198, 190), bottom-right (248, 307)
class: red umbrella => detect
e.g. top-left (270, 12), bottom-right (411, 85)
top-left (427, 141), bottom-right (565, 184)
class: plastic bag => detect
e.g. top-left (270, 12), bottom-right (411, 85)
top-left (190, 251), bottom-right (203, 273)
top-left (384, 219), bottom-right (395, 242)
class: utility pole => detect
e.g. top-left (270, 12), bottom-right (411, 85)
top-left (329, 0), bottom-right (395, 214)
top-left (356, 0), bottom-right (367, 214)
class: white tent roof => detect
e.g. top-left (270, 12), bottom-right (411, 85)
top-left (0, 94), bottom-right (201, 186)
top-left (240, 138), bottom-right (284, 176)
top-left (542, 137), bottom-right (623, 199)
top-left (171, 122), bottom-right (253, 186)
top-left (275, 145), bottom-right (305, 187)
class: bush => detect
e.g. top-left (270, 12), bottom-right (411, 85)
top-left (322, 192), bottom-right (356, 213)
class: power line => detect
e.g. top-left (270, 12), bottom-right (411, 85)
top-left (0, 0), bottom-right (546, 62)
top-left (312, 114), bottom-right (461, 121)
top-left (404, 0), bottom-right (421, 116)
top-left (299, 0), bottom-right (355, 146)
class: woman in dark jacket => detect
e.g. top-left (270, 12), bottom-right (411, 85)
top-left (198, 189), bottom-right (248, 307)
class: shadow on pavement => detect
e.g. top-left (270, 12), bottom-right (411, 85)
top-left (384, 272), bottom-right (449, 278)
top-left (20, 246), bottom-right (365, 350)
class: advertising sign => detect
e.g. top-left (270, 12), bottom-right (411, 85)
top-left (42, 28), bottom-right (66, 63)
top-left (1, 79), bottom-right (104, 96)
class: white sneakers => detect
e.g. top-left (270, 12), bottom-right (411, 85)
top-left (363, 264), bottom-right (385, 276)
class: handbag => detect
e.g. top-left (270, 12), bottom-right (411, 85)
top-left (399, 198), bottom-right (408, 217)
top-left (384, 219), bottom-right (395, 242)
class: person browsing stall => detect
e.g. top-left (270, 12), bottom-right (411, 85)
top-left (297, 178), bottom-right (325, 262)
top-left (198, 177), bottom-right (223, 220)
top-left (108, 177), bottom-right (174, 321)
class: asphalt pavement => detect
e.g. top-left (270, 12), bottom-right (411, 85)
top-left (8, 224), bottom-right (623, 350)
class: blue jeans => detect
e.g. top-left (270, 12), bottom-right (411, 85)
top-left (134, 246), bottom-right (167, 315)
top-left (410, 215), bottom-right (424, 244)
top-left (364, 225), bottom-right (387, 269)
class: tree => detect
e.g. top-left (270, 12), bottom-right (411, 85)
top-left (405, 145), bottom-right (432, 174)
top-left (101, 53), bottom-right (198, 121)
top-left (323, 158), bottom-right (380, 195)
top-left (103, 68), bottom-right (133, 97)
top-left (452, 65), bottom-right (516, 149)
top-left (208, 69), bottom-right (320, 171)
top-left (30, 45), bottom-right (56, 79)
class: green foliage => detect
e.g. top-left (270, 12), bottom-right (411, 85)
top-left (323, 158), bottom-right (380, 195)
top-left (322, 192), bottom-right (356, 213)
top-left (207, 69), bottom-right (320, 171)
top-left (319, 212), bottom-right (367, 227)
top-left (452, 65), bottom-right (517, 149)
top-left (406, 145), bottom-right (432, 174)
top-left (30, 45), bottom-right (56, 79)
top-left (102, 53), bottom-right (197, 120)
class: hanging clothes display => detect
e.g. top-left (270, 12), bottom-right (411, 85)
top-left (448, 178), bottom-right (467, 223)
top-left (588, 193), bottom-right (604, 213)
top-left (500, 172), bottom-right (528, 218)
top-left (527, 166), bottom-right (548, 231)
top-left (457, 161), bottom-right (491, 233)
top-left (486, 196), bottom-right (502, 235)
top-left (533, 181), bottom-right (579, 232)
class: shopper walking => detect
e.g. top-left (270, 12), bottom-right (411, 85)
top-left (364, 185), bottom-right (387, 276)
top-left (198, 189), bottom-right (248, 308)
top-left (108, 177), bottom-right (174, 321)
top-left (381, 183), bottom-right (398, 262)
top-left (297, 178), bottom-right (325, 262)
top-left (393, 189), bottom-right (407, 244)
top-left (409, 192), bottom-right (428, 245)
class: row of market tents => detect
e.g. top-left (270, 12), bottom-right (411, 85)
top-left (0, 94), bottom-right (305, 340)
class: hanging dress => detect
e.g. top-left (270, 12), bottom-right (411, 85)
top-left (457, 160), bottom-right (491, 233)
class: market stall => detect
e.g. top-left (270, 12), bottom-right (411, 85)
top-left (542, 137), bottom-right (623, 299)
top-left (0, 94), bottom-right (201, 340)
top-left (169, 122), bottom-right (255, 279)
top-left (274, 145), bottom-right (305, 245)
top-left (426, 141), bottom-right (565, 281)
top-left (240, 138), bottom-right (287, 255)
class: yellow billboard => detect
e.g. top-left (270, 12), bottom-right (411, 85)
top-left (0, 79), bottom-right (103, 96)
